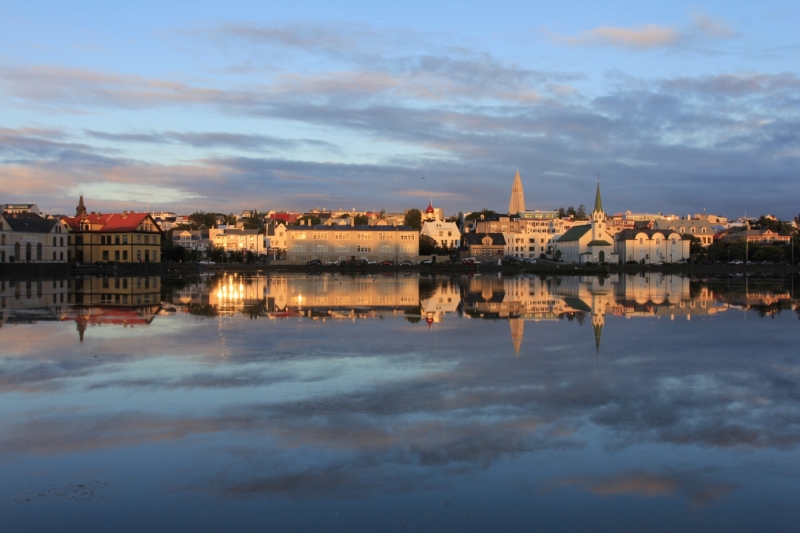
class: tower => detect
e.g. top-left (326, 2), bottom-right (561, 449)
top-left (76, 194), bottom-right (87, 218)
top-left (592, 180), bottom-right (604, 223)
top-left (509, 170), bottom-right (525, 215)
top-left (510, 318), bottom-right (524, 355)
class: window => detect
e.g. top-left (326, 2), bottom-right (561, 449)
top-left (115, 278), bottom-right (120, 289)
top-left (334, 233), bottom-right (349, 240)
top-left (294, 232), bottom-right (307, 240)
top-left (123, 235), bottom-right (128, 244)
top-left (103, 278), bottom-right (109, 288)
top-left (357, 233), bottom-right (370, 240)
top-left (356, 245), bottom-right (372, 252)
top-left (122, 279), bottom-right (128, 289)
top-left (123, 251), bottom-right (128, 260)
top-left (291, 244), bottom-right (307, 252)
top-left (60, 237), bottom-right (63, 247)
top-left (137, 250), bottom-right (141, 261)
top-left (103, 251), bottom-right (109, 261)
top-left (115, 236), bottom-right (120, 245)
top-left (335, 245), bottom-right (349, 252)
top-left (115, 250), bottom-right (120, 261)
top-left (53, 237), bottom-right (57, 246)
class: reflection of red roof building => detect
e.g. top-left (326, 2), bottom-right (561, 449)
top-left (64, 306), bottom-right (159, 341)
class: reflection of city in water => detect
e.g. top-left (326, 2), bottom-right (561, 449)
top-left (1, 273), bottom-right (797, 348)
top-left (0, 276), bottom-right (161, 340)
top-left (171, 272), bottom-right (797, 353)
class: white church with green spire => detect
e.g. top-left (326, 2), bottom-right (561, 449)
top-left (552, 181), bottom-right (618, 264)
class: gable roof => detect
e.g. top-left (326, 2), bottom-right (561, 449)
top-left (463, 232), bottom-right (506, 246)
top-left (62, 212), bottom-right (161, 233)
top-left (1, 213), bottom-right (57, 233)
top-left (557, 224), bottom-right (591, 242)
top-left (615, 228), bottom-right (685, 240)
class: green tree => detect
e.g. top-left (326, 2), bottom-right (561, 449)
top-left (464, 208), bottom-right (497, 221)
top-left (188, 211), bottom-right (217, 229)
top-left (419, 235), bottom-right (438, 255)
top-left (242, 216), bottom-right (261, 229)
top-left (224, 213), bottom-right (237, 226)
top-left (576, 205), bottom-right (588, 220)
top-left (354, 214), bottom-right (369, 226)
top-left (404, 208), bottom-right (422, 229)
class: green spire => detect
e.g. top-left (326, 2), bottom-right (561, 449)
top-left (593, 321), bottom-right (603, 354)
top-left (593, 181), bottom-right (603, 214)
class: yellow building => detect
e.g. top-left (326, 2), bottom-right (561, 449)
top-left (63, 196), bottom-right (163, 263)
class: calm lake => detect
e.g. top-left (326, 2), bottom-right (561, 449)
top-left (1, 272), bottom-right (799, 532)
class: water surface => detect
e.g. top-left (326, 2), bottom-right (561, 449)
top-left (1, 273), bottom-right (799, 532)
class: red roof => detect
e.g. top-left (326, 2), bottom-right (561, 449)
top-left (62, 212), bottom-right (157, 233)
top-left (425, 202), bottom-right (435, 214)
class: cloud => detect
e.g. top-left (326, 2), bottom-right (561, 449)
top-left (85, 130), bottom-right (341, 153)
top-left (547, 14), bottom-right (736, 50)
top-left (559, 24), bottom-right (681, 49)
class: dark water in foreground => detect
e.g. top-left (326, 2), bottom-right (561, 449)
top-left (1, 272), bottom-right (799, 532)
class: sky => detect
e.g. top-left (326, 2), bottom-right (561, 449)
top-left (1, 0), bottom-right (799, 218)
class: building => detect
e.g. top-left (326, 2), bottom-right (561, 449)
top-left (172, 229), bottom-right (211, 253)
top-left (422, 201), bottom-right (444, 222)
top-left (2, 204), bottom-right (39, 215)
top-left (614, 228), bottom-right (690, 264)
top-left (720, 229), bottom-right (791, 245)
top-left (420, 220), bottom-right (461, 250)
top-left (62, 196), bottom-right (163, 263)
top-left (285, 225), bottom-right (419, 264)
top-left (462, 233), bottom-right (506, 259)
top-left (509, 170), bottom-right (525, 214)
top-left (0, 212), bottom-right (70, 263)
top-left (209, 227), bottom-right (267, 255)
top-left (552, 182), bottom-right (617, 263)
top-left (266, 221), bottom-right (288, 252)
top-left (654, 217), bottom-right (716, 246)
top-left (474, 211), bottom-right (575, 260)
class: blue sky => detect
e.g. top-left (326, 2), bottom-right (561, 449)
top-left (1, 0), bottom-right (799, 218)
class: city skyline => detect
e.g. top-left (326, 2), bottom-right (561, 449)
top-left (2, 1), bottom-right (799, 218)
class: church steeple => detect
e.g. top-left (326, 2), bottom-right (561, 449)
top-left (76, 194), bottom-right (87, 218)
top-left (592, 180), bottom-right (604, 223)
top-left (508, 170), bottom-right (526, 214)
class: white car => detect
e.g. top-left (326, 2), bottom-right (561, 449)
top-left (199, 260), bottom-right (216, 265)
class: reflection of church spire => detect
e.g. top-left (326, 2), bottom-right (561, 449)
top-left (591, 312), bottom-right (604, 355)
top-left (510, 318), bottom-right (524, 355)
top-left (77, 319), bottom-right (87, 343)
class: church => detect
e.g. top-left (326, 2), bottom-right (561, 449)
top-left (552, 182), bottom-right (618, 264)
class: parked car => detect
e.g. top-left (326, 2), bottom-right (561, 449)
top-left (418, 259), bottom-right (432, 265)
top-left (380, 260), bottom-right (394, 266)
top-left (462, 258), bottom-right (481, 265)
top-left (324, 260), bottom-right (338, 265)
top-left (399, 260), bottom-right (413, 266)
top-left (307, 259), bottom-right (322, 266)
top-left (199, 260), bottom-right (215, 265)
top-left (729, 259), bottom-right (743, 265)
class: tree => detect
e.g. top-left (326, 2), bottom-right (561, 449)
top-left (557, 207), bottom-right (567, 219)
top-left (567, 206), bottom-right (577, 218)
top-left (686, 235), bottom-right (705, 258)
top-left (354, 214), bottom-right (369, 226)
top-left (404, 208), bottom-right (422, 230)
top-left (188, 211), bottom-right (217, 229)
top-left (419, 235), bottom-right (438, 255)
top-left (224, 213), bottom-right (237, 226)
top-left (464, 208), bottom-right (496, 221)
top-left (242, 216), bottom-right (260, 229)
top-left (295, 216), bottom-right (321, 226)
top-left (576, 205), bottom-right (588, 220)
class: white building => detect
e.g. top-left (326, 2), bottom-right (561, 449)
top-left (614, 228), bottom-right (690, 264)
top-left (0, 213), bottom-right (70, 263)
top-left (285, 225), bottom-right (419, 264)
top-left (209, 228), bottom-right (267, 255)
top-left (420, 220), bottom-right (461, 250)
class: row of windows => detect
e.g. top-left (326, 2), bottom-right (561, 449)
top-left (295, 232), bottom-right (417, 241)
top-left (100, 249), bottom-right (157, 261)
top-left (98, 235), bottom-right (158, 245)
top-left (100, 277), bottom-right (158, 289)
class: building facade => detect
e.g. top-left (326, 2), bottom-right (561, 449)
top-left (285, 225), bottom-right (419, 264)
top-left (209, 227), bottom-right (267, 255)
top-left (420, 220), bottom-right (461, 250)
top-left (0, 212), bottom-right (70, 263)
top-left (614, 228), bottom-right (690, 264)
top-left (553, 183), bottom-right (617, 263)
top-left (62, 196), bottom-right (163, 263)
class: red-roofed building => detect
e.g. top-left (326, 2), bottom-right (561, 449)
top-left (62, 195), bottom-right (163, 263)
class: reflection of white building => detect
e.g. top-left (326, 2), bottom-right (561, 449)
top-left (420, 282), bottom-right (460, 323)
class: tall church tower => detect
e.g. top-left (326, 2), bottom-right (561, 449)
top-left (76, 194), bottom-right (87, 218)
top-left (592, 181), bottom-right (604, 223)
top-left (508, 170), bottom-right (526, 215)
